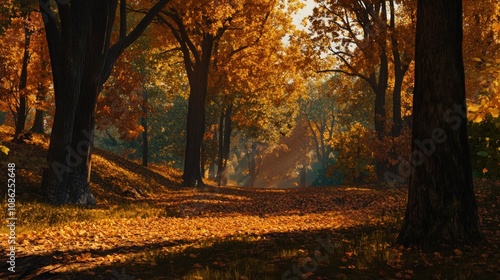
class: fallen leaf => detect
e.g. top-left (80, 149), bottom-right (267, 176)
top-left (453, 249), bottom-right (463, 256)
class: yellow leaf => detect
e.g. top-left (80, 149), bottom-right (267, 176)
top-left (0, 145), bottom-right (9, 155)
top-left (490, 108), bottom-right (499, 118)
top-left (468, 104), bottom-right (480, 112)
top-left (493, 23), bottom-right (500, 32)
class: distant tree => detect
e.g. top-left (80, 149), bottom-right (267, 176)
top-left (396, 0), bottom-right (483, 249)
top-left (309, 0), bottom-right (415, 181)
top-left (300, 78), bottom-right (336, 177)
top-left (156, 0), bottom-right (302, 187)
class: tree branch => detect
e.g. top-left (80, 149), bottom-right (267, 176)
top-left (162, 9), bottom-right (201, 64)
top-left (103, 0), bottom-right (171, 84)
top-left (155, 13), bottom-right (195, 75)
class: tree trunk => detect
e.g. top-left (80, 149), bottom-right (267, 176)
top-left (299, 165), bottom-right (306, 188)
top-left (246, 142), bottom-right (259, 188)
top-left (217, 112), bottom-right (224, 183)
top-left (387, 66), bottom-right (408, 176)
top-left (67, 73), bottom-right (97, 205)
top-left (15, 96), bottom-right (27, 137)
top-left (389, 0), bottom-right (410, 139)
top-left (373, 49), bottom-right (389, 181)
top-left (392, 72), bottom-right (404, 138)
top-left (182, 35), bottom-right (214, 187)
top-left (40, 0), bottom-right (170, 205)
top-left (396, 0), bottom-right (483, 250)
top-left (31, 109), bottom-right (45, 133)
top-left (183, 70), bottom-right (207, 187)
top-left (42, 1), bottom-right (90, 205)
top-left (15, 19), bottom-right (32, 137)
top-left (31, 83), bottom-right (46, 134)
top-left (32, 47), bottom-right (51, 134)
top-left (142, 90), bottom-right (148, 167)
top-left (217, 103), bottom-right (232, 186)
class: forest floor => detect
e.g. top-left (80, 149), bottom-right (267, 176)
top-left (0, 125), bottom-right (499, 280)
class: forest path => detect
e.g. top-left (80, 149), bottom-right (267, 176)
top-left (5, 185), bottom-right (407, 279)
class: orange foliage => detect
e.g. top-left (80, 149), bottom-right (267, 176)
top-left (0, 11), bottom-right (51, 128)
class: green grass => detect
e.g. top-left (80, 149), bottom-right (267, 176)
top-left (0, 199), bottom-right (166, 234)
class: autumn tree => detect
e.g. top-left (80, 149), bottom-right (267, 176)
top-left (330, 122), bottom-right (377, 184)
top-left (234, 89), bottom-right (299, 187)
top-left (396, 0), bottom-right (483, 249)
top-left (0, 8), bottom-right (52, 137)
top-left (207, 7), bottom-right (303, 186)
top-left (96, 48), bottom-right (145, 143)
top-left (463, 0), bottom-right (500, 123)
top-left (308, 0), bottom-right (415, 180)
top-left (13, 9), bottom-right (32, 136)
top-left (301, 79), bottom-right (335, 176)
top-left (155, 0), bottom-right (301, 187)
top-left (0, 2), bottom-right (48, 136)
top-left (39, 0), bottom-right (171, 205)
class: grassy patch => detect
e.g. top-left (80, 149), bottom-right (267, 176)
top-left (0, 200), bottom-right (166, 233)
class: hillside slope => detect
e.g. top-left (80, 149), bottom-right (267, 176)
top-left (0, 125), bottom-right (183, 204)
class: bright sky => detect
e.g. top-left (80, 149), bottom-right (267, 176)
top-left (292, 0), bottom-right (316, 30)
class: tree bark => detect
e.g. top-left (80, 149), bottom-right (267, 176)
top-left (40, 0), bottom-right (170, 205)
top-left (389, 0), bottom-right (411, 139)
top-left (396, 0), bottom-right (483, 250)
top-left (142, 90), bottom-right (148, 167)
top-left (217, 103), bottom-right (232, 186)
top-left (31, 83), bottom-right (46, 133)
top-left (391, 64), bottom-right (408, 138)
top-left (42, 0), bottom-right (90, 205)
top-left (373, 50), bottom-right (388, 181)
top-left (182, 34), bottom-right (214, 187)
top-left (246, 142), bottom-right (259, 188)
top-left (15, 18), bottom-right (32, 137)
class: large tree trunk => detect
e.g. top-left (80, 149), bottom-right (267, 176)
top-left (40, 0), bottom-right (170, 205)
top-left (67, 73), bottom-right (98, 205)
top-left (182, 35), bottom-right (214, 187)
top-left (42, 1), bottom-right (91, 205)
top-left (183, 70), bottom-right (207, 187)
top-left (396, 0), bottom-right (483, 250)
